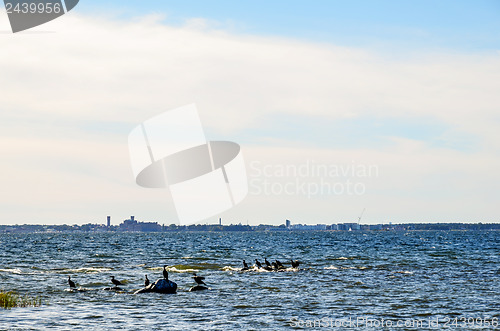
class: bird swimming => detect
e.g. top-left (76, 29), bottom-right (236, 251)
top-left (255, 259), bottom-right (262, 268)
top-left (144, 275), bottom-right (150, 287)
top-left (68, 275), bottom-right (76, 288)
top-left (192, 273), bottom-right (206, 285)
top-left (163, 265), bottom-right (169, 281)
top-left (110, 276), bottom-right (123, 287)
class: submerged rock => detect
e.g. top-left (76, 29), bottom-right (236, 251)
top-left (189, 285), bottom-right (208, 292)
top-left (65, 287), bottom-right (89, 292)
top-left (134, 278), bottom-right (177, 294)
top-left (103, 286), bottom-right (124, 291)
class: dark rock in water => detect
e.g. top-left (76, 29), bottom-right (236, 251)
top-left (104, 286), bottom-right (124, 291)
top-left (189, 285), bottom-right (208, 292)
top-left (134, 278), bottom-right (177, 294)
top-left (66, 287), bottom-right (89, 292)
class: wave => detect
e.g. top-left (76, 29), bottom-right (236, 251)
top-left (64, 267), bottom-right (112, 274)
top-left (221, 266), bottom-right (240, 271)
top-left (0, 268), bottom-right (23, 274)
top-left (146, 265), bottom-right (199, 273)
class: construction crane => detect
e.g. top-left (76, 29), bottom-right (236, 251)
top-left (357, 208), bottom-right (366, 225)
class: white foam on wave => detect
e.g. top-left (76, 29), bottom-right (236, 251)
top-left (325, 266), bottom-right (338, 270)
top-left (221, 266), bottom-right (240, 271)
top-left (67, 267), bottom-right (112, 274)
top-left (0, 268), bottom-right (23, 274)
top-left (167, 266), bottom-right (198, 273)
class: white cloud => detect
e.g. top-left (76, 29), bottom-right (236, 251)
top-left (0, 13), bottom-right (499, 224)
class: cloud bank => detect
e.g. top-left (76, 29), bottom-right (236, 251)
top-left (0, 12), bottom-right (499, 224)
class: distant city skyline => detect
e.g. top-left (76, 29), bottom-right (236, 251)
top-left (1, 1), bottom-right (499, 225)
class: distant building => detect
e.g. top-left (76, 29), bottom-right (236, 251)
top-left (290, 224), bottom-right (327, 231)
top-left (285, 219), bottom-right (291, 228)
top-left (106, 216), bottom-right (111, 228)
top-left (369, 224), bottom-right (382, 230)
top-left (119, 216), bottom-right (162, 232)
top-left (338, 223), bottom-right (360, 231)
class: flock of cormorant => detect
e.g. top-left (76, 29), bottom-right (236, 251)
top-left (242, 258), bottom-right (300, 271)
top-left (67, 259), bottom-right (301, 291)
top-left (67, 264), bottom-right (174, 290)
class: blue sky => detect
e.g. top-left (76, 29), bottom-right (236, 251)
top-left (1, 1), bottom-right (499, 224)
top-left (78, 0), bottom-right (500, 51)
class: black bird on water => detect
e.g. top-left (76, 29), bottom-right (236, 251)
top-left (242, 260), bottom-right (249, 270)
top-left (68, 276), bottom-right (76, 288)
top-left (144, 275), bottom-right (150, 287)
top-left (264, 258), bottom-right (271, 268)
top-left (110, 276), bottom-right (123, 287)
top-left (192, 273), bottom-right (206, 285)
top-left (275, 260), bottom-right (284, 269)
top-left (163, 265), bottom-right (169, 281)
top-left (255, 259), bottom-right (262, 269)
top-left (291, 260), bottom-right (300, 268)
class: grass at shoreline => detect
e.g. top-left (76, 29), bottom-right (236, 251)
top-left (0, 290), bottom-right (41, 309)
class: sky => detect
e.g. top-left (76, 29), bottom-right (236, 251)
top-left (0, 1), bottom-right (499, 225)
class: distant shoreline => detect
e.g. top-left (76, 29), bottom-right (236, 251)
top-left (1, 222), bottom-right (498, 233)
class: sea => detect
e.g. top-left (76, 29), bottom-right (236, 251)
top-left (0, 230), bottom-right (498, 330)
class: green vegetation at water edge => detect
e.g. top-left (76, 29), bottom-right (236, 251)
top-left (0, 290), bottom-right (41, 309)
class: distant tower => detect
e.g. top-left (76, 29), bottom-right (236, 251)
top-left (131, 216), bottom-right (135, 222)
top-left (286, 219), bottom-right (291, 228)
top-left (107, 216), bottom-right (111, 227)
top-left (219, 218), bottom-right (222, 225)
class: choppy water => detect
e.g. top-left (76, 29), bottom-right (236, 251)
top-left (0, 231), bottom-right (498, 330)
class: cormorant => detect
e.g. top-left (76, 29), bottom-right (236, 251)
top-left (275, 260), bottom-right (284, 269)
top-left (192, 273), bottom-right (206, 285)
top-left (255, 259), bottom-right (262, 268)
top-left (272, 262), bottom-right (278, 270)
top-left (242, 260), bottom-right (249, 269)
top-left (144, 275), bottom-right (150, 287)
top-left (163, 265), bottom-right (169, 281)
top-left (264, 258), bottom-right (271, 267)
top-left (291, 260), bottom-right (300, 268)
top-left (68, 275), bottom-right (76, 288)
top-left (110, 276), bottom-right (123, 287)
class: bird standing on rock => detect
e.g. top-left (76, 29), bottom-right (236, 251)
top-left (110, 276), bottom-right (123, 287)
top-left (144, 275), bottom-right (150, 287)
top-left (255, 259), bottom-right (262, 268)
top-left (163, 265), bottom-right (169, 281)
top-left (242, 260), bottom-right (249, 270)
top-left (68, 276), bottom-right (76, 288)
top-left (264, 258), bottom-right (271, 268)
top-left (192, 273), bottom-right (206, 285)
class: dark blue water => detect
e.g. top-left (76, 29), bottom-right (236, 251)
top-left (0, 231), bottom-right (498, 330)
